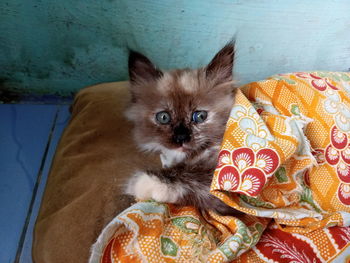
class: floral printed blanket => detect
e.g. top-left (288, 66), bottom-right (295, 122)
top-left (90, 72), bottom-right (350, 263)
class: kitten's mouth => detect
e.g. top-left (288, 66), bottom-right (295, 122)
top-left (176, 144), bottom-right (192, 152)
top-left (174, 141), bottom-right (209, 153)
top-left (177, 146), bottom-right (187, 152)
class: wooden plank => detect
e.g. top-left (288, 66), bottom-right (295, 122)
top-left (0, 105), bottom-right (58, 263)
top-left (18, 105), bottom-right (70, 263)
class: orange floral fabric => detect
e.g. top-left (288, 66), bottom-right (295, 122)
top-left (91, 72), bottom-right (350, 263)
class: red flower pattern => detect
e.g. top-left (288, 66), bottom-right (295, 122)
top-left (338, 184), bottom-right (350, 205)
top-left (303, 169), bottom-right (311, 187)
top-left (217, 150), bottom-right (231, 168)
top-left (239, 168), bottom-right (266, 196)
top-left (331, 126), bottom-right (348, 149)
top-left (231, 148), bottom-right (255, 171)
top-left (325, 144), bottom-right (340, 165)
top-left (295, 72), bottom-right (338, 91)
top-left (218, 166), bottom-right (239, 191)
top-left (256, 149), bottom-right (279, 174)
top-left (325, 125), bottom-right (350, 205)
top-left (311, 149), bottom-right (325, 165)
top-left (217, 147), bottom-right (279, 197)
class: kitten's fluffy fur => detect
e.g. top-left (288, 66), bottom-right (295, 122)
top-left (125, 42), bottom-right (238, 215)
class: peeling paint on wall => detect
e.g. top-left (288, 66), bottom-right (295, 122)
top-left (0, 0), bottom-right (350, 97)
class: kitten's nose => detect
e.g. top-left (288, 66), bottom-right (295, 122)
top-left (172, 124), bottom-right (191, 145)
top-left (173, 134), bottom-right (191, 145)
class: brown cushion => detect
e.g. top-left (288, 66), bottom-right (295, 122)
top-left (32, 82), bottom-right (160, 263)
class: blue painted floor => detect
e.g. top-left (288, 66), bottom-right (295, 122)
top-left (0, 104), bottom-right (70, 263)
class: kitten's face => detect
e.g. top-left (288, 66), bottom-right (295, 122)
top-left (126, 43), bottom-right (236, 156)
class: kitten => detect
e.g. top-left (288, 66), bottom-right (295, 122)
top-left (125, 42), bottom-right (239, 215)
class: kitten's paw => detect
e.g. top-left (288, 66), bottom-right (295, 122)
top-left (126, 171), bottom-right (182, 203)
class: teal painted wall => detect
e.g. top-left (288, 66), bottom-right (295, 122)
top-left (1, 0), bottom-right (350, 96)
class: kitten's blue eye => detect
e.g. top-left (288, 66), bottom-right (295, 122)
top-left (192, 111), bottom-right (208, 123)
top-left (156, 111), bottom-right (171, 124)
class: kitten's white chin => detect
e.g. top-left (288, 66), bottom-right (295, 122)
top-left (139, 142), bottom-right (187, 167)
top-left (177, 144), bottom-right (191, 152)
top-left (160, 148), bottom-right (186, 167)
top-left (176, 146), bottom-right (185, 152)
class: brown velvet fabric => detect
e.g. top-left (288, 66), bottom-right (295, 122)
top-left (32, 82), bottom-right (160, 263)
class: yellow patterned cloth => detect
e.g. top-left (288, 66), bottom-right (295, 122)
top-left (94, 72), bottom-right (350, 262)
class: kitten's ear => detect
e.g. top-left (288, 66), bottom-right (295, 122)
top-left (128, 50), bottom-right (163, 83)
top-left (205, 41), bottom-right (235, 85)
